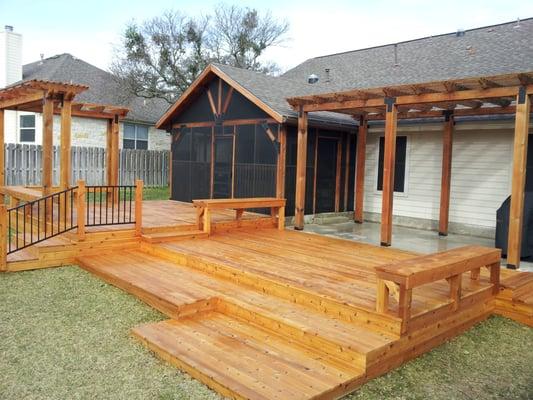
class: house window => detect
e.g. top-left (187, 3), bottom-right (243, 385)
top-left (123, 123), bottom-right (149, 150)
top-left (20, 114), bottom-right (36, 142)
top-left (377, 136), bottom-right (407, 193)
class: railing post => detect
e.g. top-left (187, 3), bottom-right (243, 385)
top-left (77, 180), bottom-right (86, 241)
top-left (135, 179), bottom-right (143, 236)
top-left (0, 204), bottom-right (7, 271)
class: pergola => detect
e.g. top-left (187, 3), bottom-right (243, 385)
top-left (0, 79), bottom-right (128, 199)
top-left (288, 72), bottom-right (533, 269)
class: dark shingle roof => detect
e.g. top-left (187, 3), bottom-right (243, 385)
top-left (282, 18), bottom-right (533, 93)
top-left (22, 54), bottom-right (169, 124)
top-left (208, 19), bottom-right (533, 127)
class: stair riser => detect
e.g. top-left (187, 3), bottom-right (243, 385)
top-left (217, 299), bottom-right (366, 370)
top-left (143, 243), bottom-right (402, 336)
top-left (142, 233), bottom-right (208, 244)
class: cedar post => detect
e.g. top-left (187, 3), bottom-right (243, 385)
top-left (106, 119), bottom-right (113, 186)
top-left (42, 94), bottom-right (54, 196)
top-left (76, 180), bottom-right (86, 241)
top-left (60, 95), bottom-right (72, 190)
top-left (439, 111), bottom-right (454, 236)
top-left (276, 125), bottom-right (287, 199)
top-left (0, 109), bottom-right (4, 204)
top-left (111, 115), bottom-right (120, 187)
top-left (294, 107), bottom-right (308, 230)
top-left (507, 87), bottom-right (531, 269)
top-left (380, 98), bottom-right (398, 246)
top-left (135, 179), bottom-right (143, 235)
top-left (354, 115), bottom-right (367, 223)
top-left (0, 204), bottom-right (6, 271)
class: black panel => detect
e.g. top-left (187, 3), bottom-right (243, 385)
top-left (526, 137), bottom-right (533, 192)
top-left (377, 136), bottom-right (407, 192)
top-left (316, 138), bottom-right (338, 213)
top-left (224, 90), bottom-right (270, 120)
top-left (213, 136), bottom-right (233, 198)
top-left (347, 134), bottom-right (356, 212)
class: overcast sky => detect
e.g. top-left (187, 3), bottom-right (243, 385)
top-left (1, 0), bottom-right (532, 73)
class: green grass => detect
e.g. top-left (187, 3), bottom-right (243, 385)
top-left (1, 266), bottom-right (532, 400)
top-left (143, 186), bottom-right (170, 201)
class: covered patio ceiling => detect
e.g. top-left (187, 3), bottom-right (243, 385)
top-left (287, 72), bottom-right (533, 120)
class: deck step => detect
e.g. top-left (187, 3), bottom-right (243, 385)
top-left (133, 313), bottom-right (364, 400)
top-left (142, 230), bottom-right (208, 244)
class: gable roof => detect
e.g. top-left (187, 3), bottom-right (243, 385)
top-left (22, 53), bottom-right (169, 124)
top-left (159, 18), bottom-right (533, 130)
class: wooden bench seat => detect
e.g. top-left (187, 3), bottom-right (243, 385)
top-left (192, 197), bottom-right (286, 234)
top-left (375, 245), bottom-right (501, 333)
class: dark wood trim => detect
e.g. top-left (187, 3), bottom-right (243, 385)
top-left (171, 118), bottom-right (277, 130)
top-left (343, 133), bottom-right (350, 211)
top-left (354, 116), bottom-right (367, 223)
top-left (217, 79), bottom-right (222, 115)
top-left (312, 132), bottom-right (319, 214)
top-left (206, 88), bottom-right (217, 117)
top-left (222, 87), bottom-right (234, 114)
top-left (335, 138), bottom-right (342, 212)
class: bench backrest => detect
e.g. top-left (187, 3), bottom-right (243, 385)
top-left (193, 197), bottom-right (286, 210)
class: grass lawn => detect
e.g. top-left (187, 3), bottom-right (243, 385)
top-left (143, 186), bottom-right (170, 201)
top-left (1, 266), bottom-right (532, 400)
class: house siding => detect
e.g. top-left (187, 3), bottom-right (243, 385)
top-left (363, 121), bottom-right (519, 236)
top-left (2, 110), bottom-right (170, 150)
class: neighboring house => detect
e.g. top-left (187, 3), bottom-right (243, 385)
top-left (0, 26), bottom-right (170, 150)
top-left (157, 18), bottom-right (533, 238)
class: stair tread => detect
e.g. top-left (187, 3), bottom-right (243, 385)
top-left (77, 250), bottom-right (395, 357)
top-left (133, 313), bottom-right (363, 400)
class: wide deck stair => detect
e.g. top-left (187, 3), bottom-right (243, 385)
top-left (75, 228), bottom-right (520, 400)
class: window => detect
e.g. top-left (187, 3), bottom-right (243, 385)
top-left (123, 123), bottom-right (149, 149)
top-left (20, 114), bottom-right (35, 142)
top-left (377, 136), bottom-right (407, 193)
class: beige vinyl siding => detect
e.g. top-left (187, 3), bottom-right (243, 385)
top-left (364, 122), bottom-right (514, 229)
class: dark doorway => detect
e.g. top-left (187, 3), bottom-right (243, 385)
top-left (315, 138), bottom-right (338, 213)
top-left (213, 136), bottom-right (233, 198)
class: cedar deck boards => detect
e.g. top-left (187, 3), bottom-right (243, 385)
top-left (75, 225), bottom-right (533, 400)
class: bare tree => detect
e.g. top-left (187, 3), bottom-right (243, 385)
top-left (111, 5), bottom-right (289, 104)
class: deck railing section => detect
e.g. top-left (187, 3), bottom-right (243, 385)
top-left (374, 245), bottom-right (501, 334)
top-left (0, 180), bottom-right (143, 269)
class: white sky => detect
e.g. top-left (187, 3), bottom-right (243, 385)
top-left (1, 0), bottom-right (532, 73)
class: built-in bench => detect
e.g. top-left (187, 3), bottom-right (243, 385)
top-left (192, 197), bottom-right (286, 235)
top-left (375, 245), bottom-right (501, 333)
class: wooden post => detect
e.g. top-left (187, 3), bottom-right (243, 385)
top-left (111, 115), bottom-right (120, 187)
top-left (276, 125), bottom-right (287, 199)
top-left (0, 109), bottom-right (4, 205)
top-left (380, 98), bottom-right (398, 246)
top-left (448, 274), bottom-right (462, 311)
top-left (278, 205), bottom-right (285, 230)
top-left (0, 204), bottom-right (6, 271)
top-left (42, 94), bottom-right (54, 196)
top-left (354, 115), bottom-right (367, 223)
top-left (77, 180), bottom-right (86, 241)
top-left (488, 261), bottom-right (501, 294)
top-left (135, 179), bottom-right (143, 235)
top-left (376, 279), bottom-right (389, 313)
top-left (106, 119), bottom-right (113, 186)
top-left (60, 95), bottom-right (72, 190)
top-left (439, 111), bottom-right (454, 236)
top-left (507, 87), bottom-right (530, 269)
top-left (294, 107), bottom-right (308, 230)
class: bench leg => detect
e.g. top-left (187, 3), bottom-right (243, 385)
top-left (398, 286), bottom-right (412, 333)
top-left (195, 207), bottom-right (204, 231)
top-left (376, 279), bottom-right (389, 313)
top-left (447, 274), bottom-right (462, 311)
top-left (488, 262), bottom-right (500, 294)
top-left (278, 206), bottom-right (285, 230)
top-left (235, 209), bottom-right (244, 227)
top-left (203, 208), bottom-right (211, 235)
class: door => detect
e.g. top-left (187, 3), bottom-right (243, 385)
top-left (315, 138), bottom-right (338, 213)
top-left (213, 136), bottom-right (233, 198)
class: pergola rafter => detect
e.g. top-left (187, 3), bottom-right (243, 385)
top-left (288, 71), bottom-right (533, 269)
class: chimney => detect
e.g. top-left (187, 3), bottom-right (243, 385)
top-left (0, 25), bottom-right (23, 88)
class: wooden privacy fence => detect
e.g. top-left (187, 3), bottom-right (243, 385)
top-left (3, 143), bottom-right (170, 187)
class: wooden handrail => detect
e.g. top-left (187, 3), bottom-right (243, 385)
top-left (375, 245), bottom-right (501, 333)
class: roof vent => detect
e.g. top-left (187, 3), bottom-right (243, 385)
top-left (324, 68), bottom-right (331, 83)
top-left (39, 53), bottom-right (44, 65)
top-left (4, 25), bottom-right (13, 32)
top-left (308, 74), bottom-right (319, 84)
top-left (456, 28), bottom-right (465, 37)
top-left (393, 44), bottom-right (399, 67)
top-left (514, 17), bottom-right (521, 28)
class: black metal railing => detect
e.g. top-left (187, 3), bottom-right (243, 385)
top-left (85, 185), bottom-right (136, 227)
top-left (6, 186), bottom-right (78, 254)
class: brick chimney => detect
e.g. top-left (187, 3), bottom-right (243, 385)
top-left (0, 25), bottom-right (22, 88)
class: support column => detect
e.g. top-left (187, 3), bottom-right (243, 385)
top-left (507, 87), bottom-right (531, 269)
top-left (107, 115), bottom-right (120, 186)
top-left (354, 115), bottom-right (367, 223)
top-left (380, 98), bottom-right (398, 246)
top-left (60, 95), bottom-right (72, 190)
top-left (42, 94), bottom-right (54, 196)
top-left (276, 124), bottom-right (287, 199)
top-left (439, 111), bottom-right (454, 236)
top-left (294, 107), bottom-right (308, 230)
top-left (106, 119), bottom-right (113, 185)
top-left (0, 109), bottom-right (5, 203)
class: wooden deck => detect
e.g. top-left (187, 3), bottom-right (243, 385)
top-left (4, 199), bottom-right (533, 399)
